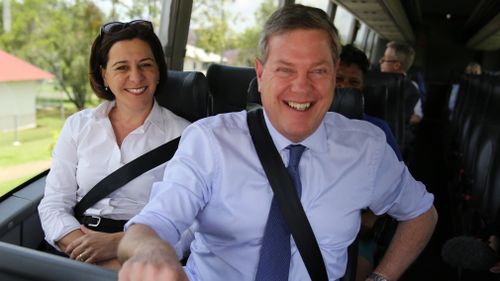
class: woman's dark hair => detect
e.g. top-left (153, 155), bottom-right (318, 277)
top-left (89, 22), bottom-right (167, 100)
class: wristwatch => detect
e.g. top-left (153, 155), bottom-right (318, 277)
top-left (368, 272), bottom-right (389, 281)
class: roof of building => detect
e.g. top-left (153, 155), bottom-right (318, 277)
top-left (0, 50), bottom-right (54, 82)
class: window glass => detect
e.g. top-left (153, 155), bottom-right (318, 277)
top-left (333, 6), bottom-right (355, 44)
top-left (0, 0), bottom-right (162, 199)
top-left (354, 23), bottom-right (368, 49)
top-left (295, 0), bottom-right (330, 11)
top-left (188, 0), bottom-right (279, 71)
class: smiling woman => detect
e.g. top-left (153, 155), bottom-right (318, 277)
top-left (37, 20), bottom-right (191, 270)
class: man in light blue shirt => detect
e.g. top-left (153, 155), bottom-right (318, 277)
top-left (117, 4), bottom-right (438, 281)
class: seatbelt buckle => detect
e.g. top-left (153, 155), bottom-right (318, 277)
top-left (88, 216), bottom-right (101, 227)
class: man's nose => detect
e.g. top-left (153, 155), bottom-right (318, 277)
top-left (291, 72), bottom-right (311, 93)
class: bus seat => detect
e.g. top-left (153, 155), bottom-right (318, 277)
top-left (207, 64), bottom-right (256, 114)
top-left (0, 241), bottom-right (116, 281)
top-left (329, 88), bottom-right (364, 119)
top-left (247, 77), bottom-right (261, 105)
top-left (156, 70), bottom-right (210, 123)
top-left (364, 72), bottom-right (405, 147)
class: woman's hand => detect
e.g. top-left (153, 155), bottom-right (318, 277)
top-left (65, 225), bottom-right (124, 264)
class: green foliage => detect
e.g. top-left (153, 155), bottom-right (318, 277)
top-left (229, 1), bottom-right (278, 66)
top-left (0, 0), bottom-right (165, 109)
top-left (0, 175), bottom-right (34, 198)
top-left (0, 0), bottom-right (104, 110)
top-left (191, 0), bottom-right (238, 59)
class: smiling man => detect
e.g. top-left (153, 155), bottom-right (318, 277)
top-left (117, 5), bottom-right (437, 281)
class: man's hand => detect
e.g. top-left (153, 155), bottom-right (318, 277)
top-left (118, 224), bottom-right (186, 281)
top-left (119, 247), bottom-right (188, 281)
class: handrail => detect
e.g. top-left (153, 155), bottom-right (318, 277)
top-left (0, 241), bottom-right (117, 281)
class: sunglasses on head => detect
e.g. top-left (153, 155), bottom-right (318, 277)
top-left (100, 20), bottom-right (153, 37)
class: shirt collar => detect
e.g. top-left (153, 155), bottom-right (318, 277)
top-left (92, 100), bottom-right (115, 119)
top-left (91, 99), bottom-right (165, 133)
top-left (262, 109), bottom-right (328, 153)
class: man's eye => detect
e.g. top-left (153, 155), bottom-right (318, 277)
top-left (312, 69), bottom-right (326, 74)
top-left (350, 80), bottom-right (361, 86)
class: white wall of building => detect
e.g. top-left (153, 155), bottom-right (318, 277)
top-left (0, 81), bottom-right (38, 131)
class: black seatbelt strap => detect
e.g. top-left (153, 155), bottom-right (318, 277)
top-left (74, 137), bottom-right (180, 218)
top-left (247, 109), bottom-right (328, 281)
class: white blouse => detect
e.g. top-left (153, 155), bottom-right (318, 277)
top-left (38, 100), bottom-right (190, 248)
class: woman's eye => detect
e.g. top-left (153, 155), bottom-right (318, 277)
top-left (115, 65), bottom-right (128, 71)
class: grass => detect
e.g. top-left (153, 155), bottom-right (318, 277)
top-left (0, 175), bottom-right (33, 198)
top-left (0, 109), bottom-right (63, 168)
top-left (0, 105), bottom-right (78, 195)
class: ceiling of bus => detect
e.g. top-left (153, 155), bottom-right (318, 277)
top-left (333, 0), bottom-right (500, 51)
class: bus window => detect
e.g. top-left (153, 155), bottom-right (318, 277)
top-left (0, 0), bottom-right (163, 199)
top-left (186, 0), bottom-right (279, 71)
top-left (295, 0), bottom-right (330, 11)
top-left (333, 5), bottom-right (355, 45)
top-left (353, 23), bottom-right (368, 50)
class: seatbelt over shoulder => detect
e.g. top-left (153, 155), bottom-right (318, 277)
top-left (74, 137), bottom-right (181, 218)
top-left (247, 109), bottom-right (328, 281)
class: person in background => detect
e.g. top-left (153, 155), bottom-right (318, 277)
top-left (337, 44), bottom-right (404, 281)
top-left (117, 5), bottom-right (437, 281)
top-left (336, 44), bottom-right (402, 160)
top-left (38, 20), bottom-right (192, 270)
top-left (379, 41), bottom-right (421, 125)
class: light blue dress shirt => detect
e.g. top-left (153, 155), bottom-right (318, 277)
top-left (126, 110), bottom-right (434, 281)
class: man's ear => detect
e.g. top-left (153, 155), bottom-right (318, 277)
top-left (255, 58), bottom-right (264, 92)
top-left (395, 61), bottom-right (403, 73)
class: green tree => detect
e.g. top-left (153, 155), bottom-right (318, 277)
top-left (0, 0), bottom-right (103, 110)
top-left (191, 0), bottom-right (237, 61)
top-left (231, 1), bottom-right (278, 66)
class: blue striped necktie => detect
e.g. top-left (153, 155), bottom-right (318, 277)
top-left (255, 144), bottom-right (306, 281)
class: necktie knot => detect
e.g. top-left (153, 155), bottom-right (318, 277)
top-left (287, 144), bottom-right (306, 170)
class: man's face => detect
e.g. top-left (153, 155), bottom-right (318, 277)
top-left (336, 63), bottom-right (364, 91)
top-left (256, 29), bottom-right (337, 143)
top-left (379, 47), bottom-right (401, 73)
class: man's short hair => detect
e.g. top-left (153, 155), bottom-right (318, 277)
top-left (386, 41), bottom-right (415, 72)
top-left (340, 44), bottom-right (369, 74)
top-left (258, 4), bottom-right (341, 65)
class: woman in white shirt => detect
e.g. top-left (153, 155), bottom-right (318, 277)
top-left (38, 20), bottom-right (190, 270)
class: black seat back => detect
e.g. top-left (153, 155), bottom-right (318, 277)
top-left (364, 72), bottom-right (405, 146)
top-left (330, 88), bottom-right (364, 119)
top-left (156, 70), bottom-right (210, 122)
top-left (207, 64), bottom-right (256, 114)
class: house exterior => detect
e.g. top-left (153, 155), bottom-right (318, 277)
top-left (0, 50), bottom-right (54, 131)
top-left (183, 44), bottom-right (225, 73)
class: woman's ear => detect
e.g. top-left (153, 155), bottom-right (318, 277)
top-left (101, 66), bottom-right (108, 87)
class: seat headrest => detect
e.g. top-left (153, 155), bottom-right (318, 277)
top-left (156, 70), bottom-right (210, 123)
top-left (247, 77), bottom-right (261, 105)
top-left (207, 64), bottom-right (256, 114)
top-left (330, 88), bottom-right (364, 119)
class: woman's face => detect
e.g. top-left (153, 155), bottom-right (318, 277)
top-left (101, 38), bottom-right (160, 111)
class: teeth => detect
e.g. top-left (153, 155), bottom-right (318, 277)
top-left (127, 87), bottom-right (146, 94)
top-left (288, 101), bottom-right (310, 111)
